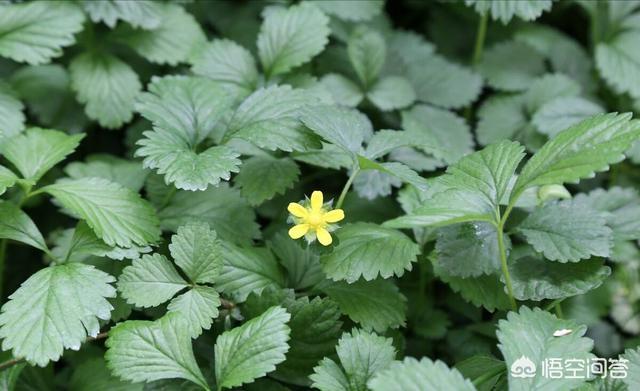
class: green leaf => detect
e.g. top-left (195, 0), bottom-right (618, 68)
top-left (596, 31), bottom-right (640, 99)
top-left (115, 4), bottom-right (205, 66)
top-left (321, 279), bottom-right (406, 332)
top-left (215, 241), bottom-right (285, 302)
top-left (2, 128), bottom-right (84, 182)
top-left (0, 263), bottom-right (115, 366)
top-left (347, 26), bottom-right (386, 87)
top-left (511, 113), bottom-right (640, 203)
top-left (190, 39), bottom-right (259, 96)
top-left (369, 357), bottom-right (475, 391)
top-left (497, 306), bottom-right (594, 391)
top-left (0, 2), bottom-right (85, 65)
top-left (0, 166), bottom-right (17, 196)
top-left (573, 187), bottom-right (640, 241)
top-left (508, 256), bottom-right (611, 301)
top-left (315, 0), bottom-right (384, 21)
top-left (214, 306), bottom-right (291, 390)
top-left (475, 94), bottom-right (528, 146)
top-left (117, 254), bottom-right (188, 308)
top-left (518, 201), bottom-right (612, 262)
top-left (310, 329), bottom-right (395, 391)
top-left (367, 76), bottom-right (416, 111)
top-left (70, 51), bottom-right (142, 129)
top-left (479, 41), bottom-right (546, 91)
top-left (320, 74), bottom-right (364, 107)
top-left (465, 0), bottom-right (552, 24)
top-left (268, 233), bottom-right (324, 290)
top-left (225, 85), bottom-right (321, 152)
top-left (320, 222), bottom-right (419, 283)
top-left (257, 3), bottom-right (330, 77)
top-left (235, 156), bottom-right (300, 205)
top-left (136, 76), bottom-right (239, 191)
top-left (105, 313), bottom-right (209, 390)
top-left (64, 155), bottom-right (148, 192)
top-left (70, 357), bottom-right (143, 391)
top-left (455, 356), bottom-right (506, 391)
top-left (167, 285), bottom-right (220, 338)
top-left (524, 73), bottom-right (582, 113)
top-left (436, 222), bottom-right (503, 277)
top-left (0, 83), bottom-right (25, 138)
top-left (41, 177), bottom-right (161, 248)
top-left (300, 105), bottom-right (371, 154)
top-left (622, 348), bottom-right (640, 389)
top-left (532, 96), bottom-right (604, 137)
top-left (169, 222), bottom-right (222, 284)
top-left (0, 202), bottom-right (48, 252)
top-left (357, 157), bottom-right (429, 192)
top-left (81, 0), bottom-right (163, 29)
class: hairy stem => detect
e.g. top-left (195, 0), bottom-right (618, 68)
top-left (335, 167), bottom-right (360, 209)
top-left (471, 13), bottom-right (488, 65)
top-left (497, 222), bottom-right (517, 311)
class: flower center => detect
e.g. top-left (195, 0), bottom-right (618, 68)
top-left (307, 209), bottom-right (324, 228)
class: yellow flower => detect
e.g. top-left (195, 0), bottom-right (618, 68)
top-left (287, 190), bottom-right (344, 246)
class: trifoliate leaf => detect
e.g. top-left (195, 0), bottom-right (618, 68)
top-left (0, 83), bottom-right (25, 138)
top-left (0, 264), bottom-right (115, 367)
top-left (257, 3), bottom-right (330, 77)
top-left (214, 306), bottom-right (291, 390)
top-left (596, 31), bottom-right (640, 99)
top-left (436, 222), bottom-right (503, 277)
top-left (169, 222), bottom-right (222, 284)
top-left (64, 155), bottom-right (148, 192)
top-left (167, 285), bottom-right (220, 338)
top-left (518, 201), bottom-right (612, 262)
top-left (82, 0), bottom-right (163, 29)
top-left (158, 184), bottom-right (260, 245)
top-left (511, 113), bottom-right (640, 203)
top-left (622, 348), bottom-right (640, 389)
top-left (114, 4), bottom-right (206, 66)
top-left (497, 307), bottom-right (594, 391)
top-left (479, 41), bottom-right (546, 91)
top-left (465, 0), bottom-right (553, 24)
top-left (347, 26), bottom-right (386, 87)
top-left (320, 74), bottom-right (364, 107)
top-left (315, 0), bottom-right (384, 21)
top-left (117, 254), bottom-right (188, 308)
top-left (367, 76), bottom-right (416, 111)
top-left (573, 187), bottom-right (640, 241)
top-left (69, 51), bottom-right (142, 129)
top-left (320, 222), bottom-right (419, 283)
top-left (532, 96), bottom-right (604, 137)
top-left (369, 357), bottom-right (475, 391)
top-left (105, 313), bottom-right (208, 389)
top-left (0, 166), bottom-right (17, 196)
top-left (225, 85), bottom-right (321, 152)
top-left (310, 329), bottom-right (395, 391)
top-left (235, 156), bottom-right (300, 205)
top-left (214, 241), bottom-right (285, 302)
top-left (135, 75), bottom-right (239, 191)
top-left (269, 233), bottom-right (324, 290)
top-left (508, 256), bottom-right (611, 301)
top-left (190, 39), bottom-right (259, 97)
top-left (0, 2), bottom-right (85, 65)
top-left (524, 73), bottom-right (582, 113)
top-left (2, 128), bottom-right (84, 183)
top-left (475, 94), bottom-right (528, 146)
top-left (321, 279), bottom-right (406, 332)
top-left (41, 177), bottom-right (161, 248)
top-left (0, 202), bottom-right (48, 251)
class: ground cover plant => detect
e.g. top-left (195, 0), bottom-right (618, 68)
top-left (0, 0), bottom-right (639, 389)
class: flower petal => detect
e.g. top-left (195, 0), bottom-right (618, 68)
top-left (288, 224), bottom-right (310, 239)
top-left (287, 202), bottom-right (308, 218)
top-left (316, 227), bottom-right (332, 246)
top-left (323, 209), bottom-right (344, 223)
top-left (310, 191), bottom-right (323, 211)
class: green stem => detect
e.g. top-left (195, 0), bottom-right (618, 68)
top-left (555, 302), bottom-right (564, 319)
top-left (471, 13), bottom-right (488, 66)
top-left (497, 222), bottom-right (517, 311)
top-left (335, 168), bottom-right (360, 209)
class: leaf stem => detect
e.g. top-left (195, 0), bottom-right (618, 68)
top-left (497, 222), bottom-right (517, 311)
top-left (554, 302), bottom-right (564, 319)
top-left (335, 167), bottom-right (360, 209)
top-left (471, 13), bottom-right (489, 66)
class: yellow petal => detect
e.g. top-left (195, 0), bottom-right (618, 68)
top-left (289, 224), bottom-right (310, 239)
top-left (316, 227), bottom-right (332, 246)
top-left (323, 209), bottom-right (344, 223)
top-left (310, 191), bottom-right (323, 211)
top-left (287, 202), bottom-right (308, 218)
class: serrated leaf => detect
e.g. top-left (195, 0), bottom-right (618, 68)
top-left (436, 222), bottom-right (503, 277)
top-left (321, 279), bottom-right (406, 332)
top-left (367, 76), bottom-right (415, 111)
top-left (357, 157), bottom-right (429, 192)
top-left (524, 74), bottom-right (582, 114)
top-left (82, 0), bottom-right (162, 29)
top-left (622, 348), bottom-right (640, 389)
top-left (214, 306), bottom-right (291, 389)
top-left (167, 286), bottom-right (220, 338)
top-left (0, 83), bottom-right (25, 138)
top-left (0, 166), bottom-right (17, 196)
top-left (479, 41), bottom-right (546, 91)
top-left (315, 0), bottom-right (384, 21)
top-left (518, 200), bottom-right (612, 262)
top-left (64, 155), bottom-right (148, 192)
top-left (70, 51), bottom-right (142, 129)
top-left (0, 264), bottom-right (115, 366)
top-left (235, 156), bottom-right (300, 205)
top-left (497, 307), bottom-right (594, 391)
top-left (475, 94), bottom-right (528, 146)
top-left (2, 128), bottom-right (84, 182)
top-left (596, 31), bottom-right (640, 99)
top-left (347, 26), bottom-right (386, 87)
top-left (70, 357), bottom-right (143, 391)
top-left (465, 0), bottom-right (552, 23)
top-left (169, 222), bottom-right (222, 284)
top-left (511, 113), bottom-right (640, 203)
top-left (320, 74), bottom-right (364, 107)
top-left (320, 222), bottom-right (419, 283)
top-left (0, 202), bottom-right (48, 252)
top-left (105, 313), bottom-right (208, 389)
top-left (117, 254), bottom-right (188, 308)
top-left (573, 187), bottom-right (640, 241)
top-left (135, 75), bottom-right (239, 191)
top-left (369, 357), bottom-right (475, 391)
top-left (257, 3), bottom-right (330, 77)
top-left (508, 256), bottom-right (611, 301)
top-left (0, 2), bottom-right (85, 65)
top-left (115, 4), bottom-right (205, 66)
top-left (190, 39), bottom-right (259, 96)
top-left (532, 96), bottom-right (604, 137)
top-left (41, 177), bottom-right (161, 248)
top-left (269, 233), bottom-right (324, 290)
top-left (300, 105), bottom-right (371, 154)
top-left (310, 329), bottom-right (395, 391)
